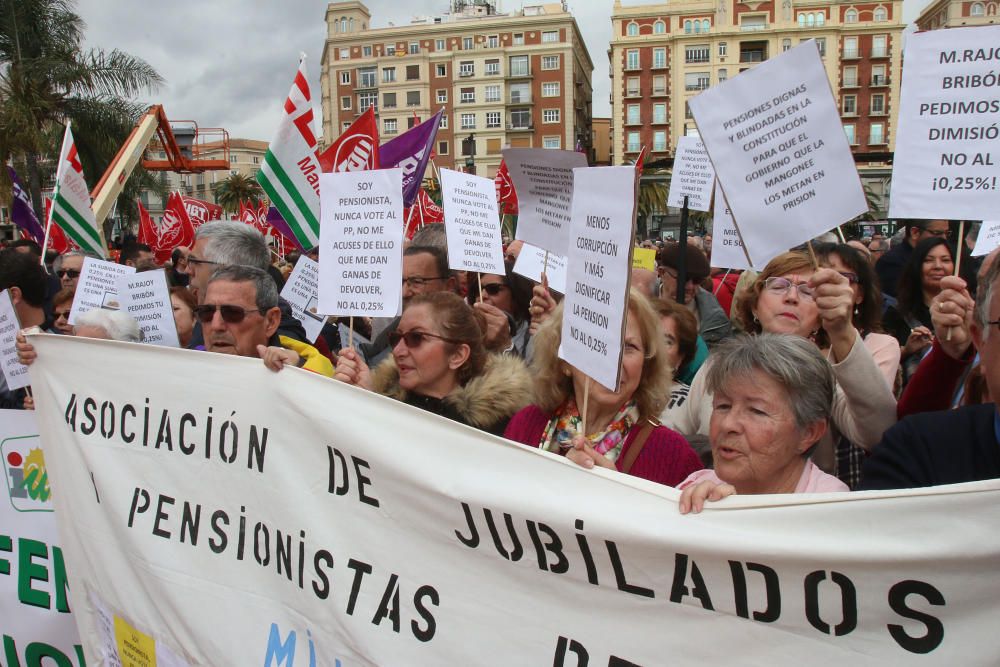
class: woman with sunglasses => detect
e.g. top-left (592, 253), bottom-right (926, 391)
top-left (334, 291), bottom-right (534, 436)
top-left (664, 251), bottom-right (897, 483)
top-left (51, 288), bottom-right (75, 335)
top-left (468, 260), bottom-right (534, 357)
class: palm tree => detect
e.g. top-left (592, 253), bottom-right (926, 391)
top-left (214, 173), bottom-right (265, 214)
top-left (636, 170), bottom-right (669, 239)
top-left (0, 0), bottom-right (163, 226)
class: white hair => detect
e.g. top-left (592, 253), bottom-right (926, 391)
top-left (75, 310), bottom-right (143, 343)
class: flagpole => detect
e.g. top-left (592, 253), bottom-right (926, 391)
top-left (39, 205), bottom-right (54, 269)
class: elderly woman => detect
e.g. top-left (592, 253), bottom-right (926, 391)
top-left (678, 335), bottom-right (848, 513)
top-left (51, 288), bottom-right (75, 335)
top-left (335, 291), bottom-right (533, 435)
top-left (664, 251), bottom-right (897, 482)
top-left (504, 289), bottom-right (702, 486)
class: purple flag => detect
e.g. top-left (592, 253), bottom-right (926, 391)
top-left (379, 109), bottom-right (443, 208)
top-left (266, 207), bottom-right (306, 251)
top-left (7, 167), bottom-right (45, 242)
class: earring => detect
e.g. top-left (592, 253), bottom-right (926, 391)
top-left (752, 314), bottom-right (760, 324)
top-left (853, 305), bottom-right (860, 317)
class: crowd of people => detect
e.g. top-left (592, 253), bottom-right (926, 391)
top-left (3, 216), bottom-right (998, 508)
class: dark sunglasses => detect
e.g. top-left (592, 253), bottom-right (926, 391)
top-left (193, 304), bottom-right (264, 324)
top-left (54, 309), bottom-right (72, 319)
top-left (481, 283), bottom-right (508, 296)
top-left (57, 269), bottom-right (80, 279)
top-left (388, 330), bottom-right (460, 349)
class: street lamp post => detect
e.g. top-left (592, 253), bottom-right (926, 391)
top-left (462, 133), bottom-right (476, 175)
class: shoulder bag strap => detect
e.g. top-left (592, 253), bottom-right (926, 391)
top-left (621, 418), bottom-right (658, 474)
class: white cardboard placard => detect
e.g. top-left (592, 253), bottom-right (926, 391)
top-left (972, 221), bottom-right (1000, 257)
top-left (0, 290), bottom-right (29, 391)
top-left (890, 25), bottom-right (1000, 220)
top-left (559, 166), bottom-right (636, 392)
top-left (116, 270), bottom-right (180, 347)
top-left (67, 257), bottom-right (135, 325)
top-left (689, 40), bottom-right (867, 267)
top-left (440, 169), bottom-right (505, 274)
top-left (503, 148), bottom-right (588, 257)
top-left (710, 181), bottom-right (755, 271)
top-left (512, 243), bottom-right (568, 294)
top-left (280, 256), bottom-right (327, 343)
top-left (668, 137), bottom-right (716, 211)
top-left (318, 169), bottom-right (404, 317)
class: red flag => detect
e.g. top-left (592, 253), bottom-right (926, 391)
top-left (634, 146), bottom-right (647, 173)
top-left (403, 189), bottom-right (445, 239)
top-left (137, 201), bottom-right (158, 249)
top-left (239, 201), bottom-right (269, 235)
top-left (181, 196), bottom-right (223, 228)
top-left (155, 192), bottom-right (197, 263)
top-left (44, 199), bottom-right (72, 254)
top-left (494, 160), bottom-right (519, 215)
top-left (317, 106), bottom-right (380, 173)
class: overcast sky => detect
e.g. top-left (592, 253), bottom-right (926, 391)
top-left (76, 0), bottom-right (925, 142)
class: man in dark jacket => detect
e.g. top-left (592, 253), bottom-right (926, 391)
top-left (0, 250), bottom-right (51, 409)
top-left (874, 219), bottom-right (950, 298)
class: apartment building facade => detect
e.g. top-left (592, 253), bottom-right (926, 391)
top-left (917, 0), bottom-right (999, 29)
top-left (320, 1), bottom-right (594, 178)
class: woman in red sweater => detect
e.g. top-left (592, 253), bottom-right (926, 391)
top-left (504, 289), bottom-right (702, 486)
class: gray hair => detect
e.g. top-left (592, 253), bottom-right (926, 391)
top-left (207, 265), bottom-right (279, 311)
top-left (194, 221), bottom-right (270, 270)
top-left (705, 333), bottom-right (835, 431)
top-left (409, 223), bottom-right (448, 251)
top-left (53, 250), bottom-right (102, 272)
top-left (975, 251), bottom-right (1000, 337)
top-left (75, 309), bottom-right (143, 343)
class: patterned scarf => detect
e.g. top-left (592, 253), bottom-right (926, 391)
top-left (540, 397), bottom-right (640, 464)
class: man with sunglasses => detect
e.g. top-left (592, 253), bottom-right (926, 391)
top-left (875, 219), bottom-right (951, 299)
top-left (52, 250), bottom-right (101, 291)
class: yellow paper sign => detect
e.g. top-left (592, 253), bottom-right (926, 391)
top-left (632, 247), bottom-right (657, 271)
top-left (115, 615), bottom-right (157, 667)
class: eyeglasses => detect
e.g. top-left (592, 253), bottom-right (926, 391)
top-left (187, 256), bottom-right (222, 268)
top-left (402, 276), bottom-right (447, 288)
top-left (388, 329), bottom-right (460, 349)
top-left (57, 269), bottom-right (80, 279)
top-left (193, 304), bottom-right (264, 324)
top-left (763, 277), bottom-right (815, 301)
top-left (656, 266), bottom-right (700, 284)
top-left (481, 283), bottom-right (508, 296)
top-left (837, 271), bottom-right (860, 285)
top-left (54, 310), bottom-right (72, 319)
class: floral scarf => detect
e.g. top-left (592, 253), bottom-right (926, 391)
top-left (540, 397), bottom-right (640, 464)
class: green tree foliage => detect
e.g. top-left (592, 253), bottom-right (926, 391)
top-left (214, 172), bottom-right (264, 214)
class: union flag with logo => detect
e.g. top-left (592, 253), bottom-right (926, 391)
top-left (317, 106), bottom-right (380, 173)
top-left (494, 160), bottom-right (519, 216)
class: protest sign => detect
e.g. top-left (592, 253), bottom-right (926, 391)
top-left (667, 137), bottom-right (716, 211)
top-left (503, 148), bottom-right (588, 256)
top-left (0, 290), bottom-right (29, 391)
top-left (0, 409), bottom-right (85, 664)
top-left (972, 221), bottom-right (1000, 257)
top-left (68, 257), bottom-right (135, 326)
top-left (890, 25), bottom-right (1000, 219)
top-left (26, 333), bottom-right (1000, 664)
top-left (512, 243), bottom-right (567, 294)
top-left (559, 166), bottom-right (636, 392)
top-left (318, 169), bottom-right (404, 317)
top-left (632, 247), bottom-right (657, 271)
top-left (710, 181), bottom-right (755, 271)
top-left (441, 169), bottom-right (505, 275)
top-left (280, 257), bottom-right (327, 343)
top-left (689, 41), bottom-right (866, 267)
top-left (116, 270), bottom-right (179, 348)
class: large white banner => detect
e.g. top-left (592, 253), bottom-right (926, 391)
top-left (0, 409), bottom-right (85, 664)
top-left (26, 335), bottom-right (1000, 664)
top-left (890, 25), bottom-right (1000, 220)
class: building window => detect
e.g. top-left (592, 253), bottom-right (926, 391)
top-left (718, 42), bottom-right (727, 57)
top-left (510, 55), bottom-right (529, 76)
top-left (436, 39), bottom-right (445, 50)
top-left (627, 131), bottom-right (641, 152)
top-left (718, 68), bottom-right (728, 82)
top-left (872, 64), bottom-right (887, 85)
top-left (461, 87), bottom-right (475, 103)
top-left (486, 111), bottom-right (501, 128)
top-left (439, 115), bottom-right (448, 129)
top-left (684, 72), bottom-right (710, 91)
top-left (652, 75), bottom-right (665, 94)
top-left (872, 35), bottom-right (887, 57)
top-left (626, 49), bottom-right (640, 70)
top-left (627, 22), bottom-right (639, 37)
top-left (382, 67), bottom-right (396, 83)
top-left (461, 113), bottom-right (476, 129)
top-left (843, 66), bottom-right (858, 86)
top-left (874, 6), bottom-right (888, 20)
top-left (409, 42), bottom-right (419, 54)
top-left (684, 20), bottom-right (693, 33)
top-left (362, 46), bottom-right (372, 57)
top-left (514, 33), bottom-right (524, 45)
top-left (541, 55), bottom-right (560, 70)
top-left (510, 109), bottom-right (531, 129)
top-left (629, 77), bottom-right (642, 96)
top-left (485, 59), bottom-right (500, 75)
top-left (870, 123), bottom-right (885, 144)
top-left (407, 91), bottom-right (420, 106)
top-left (844, 36), bottom-right (859, 59)
top-left (871, 93), bottom-right (885, 114)
top-left (436, 63), bottom-right (447, 77)
top-left (653, 131), bottom-right (667, 151)
top-left (459, 61), bottom-right (474, 77)
top-left (509, 82), bottom-right (530, 103)
top-left (386, 44), bottom-right (396, 55)
top-left (542, 82), bottom-right (560, 97)
top-left (842, 95), bottom-right (857, 115)
top-left (845, 8), bottom-right (858, 23)
top-left (782, 38), bottom-right (792, 52)
top-left (844, 124), bottom-right (856, 145)
top-left (383, 119), bottom-right (398, 135)
top-left (436, 89), bottom-right (448, 103)
top-left (342, 122), bottom-right (351, 132)
top-left (341, 96), bottom-right (352, 110)
top-left (485, 84), bottom-right (501, 102)
top-left (340, 71), bottom-right (351, 84)
top-left (653, 48), bottom-right (667, 68)
top-left (463, 37), bottom-right (473, 50)
top-left (653, 103), bottom-right (666, 124)
top-left (438, 141), bottom-right (449, 155)
top-left (654, 20), bottom-right (666, 34)
top-left (543, 30), bottom-right (559, 42)
top-left (686, 44), bottom-right (710, 63)
top-left (543, 109), bottom-right (560, 123)
top-left (627, 104), bottom-right (640, 124)
top-left (703, 19), bottom-right (711, 31)
top-left (359, 67), bottom-right (376, 87)
top-left (359, 91), bottom-right (377, 111)
top-left (543, 136), bottom-right (561, 149)
top-left (406, 65), bottom-right (420, 80)
top-left (740, 15), bottom-right (766, 31)
top-left (339, 48), bottom-right (349, 59)
top-left (383, 92), bottom-right (397, 108)
top-left (408, 116), bottom-right (419, 129)
top-left (487, 35), bottom-right (499, 48)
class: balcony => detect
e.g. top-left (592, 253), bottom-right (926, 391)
top-left (459, 70), bottom-right (475, 78)
top-left (508, 93), bottom-right (532, 105)
top-left (841, 109), bottom-right (857, 117)
top-left (740, 22), bottom-right (768, 31)
top-left (842, 48), bottom-right (860, 59)
top-left (870, 47), bottom-right (891, 58)
top-left (625, 88), bottom-right (643, 98)
top-left (506, 69), bottom-right (531, 79)
top-left (685, 83), bottom-right (709, 92)
top-left (870, 107), bottom-right (888, 116)
top-left (624, 116), bottom-right (642, 126)
top-left (871, 75), bottom-right (889, 86)
top-left (506, 123), bottom-right (534, 131)
top-left (685, 55), bottom-right (710, 64)
top-left (740, 52), bottom-right (767, 63)
top-left (842, 79), bottom-right (859, 89)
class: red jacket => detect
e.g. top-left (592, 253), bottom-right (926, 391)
top-left (710, 270), bottom-right (742, 318)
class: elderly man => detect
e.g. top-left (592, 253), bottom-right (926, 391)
top-left (53, 250), bottom-right (102, 290)
top-left (875, 219), bottom-right (950, 298)
top-left (868, 237), bottom-right (889, 265)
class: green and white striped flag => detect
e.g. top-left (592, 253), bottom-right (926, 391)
top-left (257, 57), bottom-right (321, 249)
top-left (47, 123), bottom-right (106, 257)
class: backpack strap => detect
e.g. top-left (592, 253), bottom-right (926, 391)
top-left (621, 418), bottom-right (659, 474)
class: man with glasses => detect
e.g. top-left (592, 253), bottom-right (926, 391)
top-left (656, 244), bottom-right (732, 347)
top-left (868, 237), bottom-right (890, 265)
top-left (875, 219), bottom-right (951, 299)
top-left (52, 250), bottom-right (101, 291)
